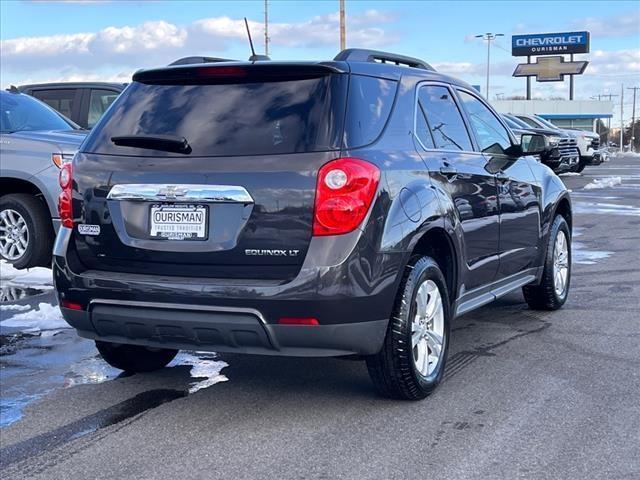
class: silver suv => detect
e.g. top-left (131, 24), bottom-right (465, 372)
top-left (0, 89), bottom-right (86, 268)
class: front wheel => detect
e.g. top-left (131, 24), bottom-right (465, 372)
top-left (366, 256), bottom-right (451, 400)
top-left (523, 215), bottom-right (571, 310)
top-left (96, 341), bottom-right (178, 373)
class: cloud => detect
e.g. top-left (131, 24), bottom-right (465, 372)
top-left (570, 9), bottom-right (640, 38)
top-left (1, 10), bottom-right (398, 79)
top-left (433, 60), bottom-right (516, 77)
top-left (586, 49), bottom-right (640, 76)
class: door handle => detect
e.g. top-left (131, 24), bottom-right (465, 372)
top-left (439, 165), bottom-right (458, 177)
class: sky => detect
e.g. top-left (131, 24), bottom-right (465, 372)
top-left (1, 0), bottom-right (639, 120)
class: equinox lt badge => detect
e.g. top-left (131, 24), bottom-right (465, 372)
top-left (245, 249), bottom-right (299, 257)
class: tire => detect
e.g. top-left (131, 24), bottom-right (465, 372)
top-left (366, 256), bottom-right (451, 400)
top-left (574, 161), bottom-right (586, 173)
top-left (96, 341), bottom-right (178, 373)
top-left (523, 215), bottom-right (571, 310)
top-left (0, 193), bottom-right (54, 269)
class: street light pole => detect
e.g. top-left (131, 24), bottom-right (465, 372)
top-left (476, 32), bottom-right (503, 99)
top-left (339, 0), bottom-right (346, 51)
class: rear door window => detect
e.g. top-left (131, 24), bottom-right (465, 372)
top-left (418, 85), bottom-right (472, 151)
top-left (344, 75), bottom-right (397, 148)
top-left (31, 89), bottom-right (78, 120)
top-left (83, 73), bottom-right (347, 157)
top-left (88, 89), bottom-right (120, 128)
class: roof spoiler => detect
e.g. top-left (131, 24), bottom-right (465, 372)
top-left (334, 49), bottom-right (435, 71)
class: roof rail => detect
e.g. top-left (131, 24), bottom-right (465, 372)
top-left (334, 49), bottom-right (435, 71)
top-left (168, 56), bottom-right (236, 66)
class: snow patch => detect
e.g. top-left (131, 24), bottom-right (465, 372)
top-left (0, 260), bottom-right (53, 287)
top-left (0, 304), bottom-right (31, 312)
top-left (1, 302), bottom-right (69, 332)
top-left (559, 172), bottom-right (581, 176)
top-left (583, 177), bottom-right (622, 190)
top-left (171, 352), bottom-right (229, 393)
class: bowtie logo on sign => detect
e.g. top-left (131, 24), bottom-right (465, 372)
top-left (513, 56), bottom-right (589, 82)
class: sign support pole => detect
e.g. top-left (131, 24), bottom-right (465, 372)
top-left (526, 56), bottom-right (531, 100)
top-left (569, 54), bottom-right (574, 100)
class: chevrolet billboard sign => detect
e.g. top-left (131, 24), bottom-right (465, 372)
top-left (512, 31), bottom-right (590, 56)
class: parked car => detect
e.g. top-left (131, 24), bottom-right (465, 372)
top-left (17, 82), bottom-right (125, 130)
top-left (502, 114), bottom-right (579, 173)
top-left (0, 89), bottom-right (87, 268)
top-left (54, 49), bottom-right (572, 400)
top-left (515, 114), bottom-right (600, 172)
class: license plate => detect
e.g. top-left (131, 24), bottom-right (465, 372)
top-left (149, 204), bottom-right (208, 240)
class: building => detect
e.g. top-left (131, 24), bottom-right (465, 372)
top-left (492, 99), bottom-right (614, 132)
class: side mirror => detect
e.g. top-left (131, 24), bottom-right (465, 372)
top-left (520, 133), bottom-right (546, 155)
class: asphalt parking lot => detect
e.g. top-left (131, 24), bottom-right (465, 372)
top-left (1, 154), bottom-right (639, 480)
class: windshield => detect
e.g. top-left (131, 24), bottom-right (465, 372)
top-left (505, 114), bottom-right (531, 129)
top-left (0, 91), bottom-right (73, 133)
top-left (503, 115), bottom-right (524, 130)
top-left (534, 115), bottom-right (560, 130)
top-left (516, 116), bottom-right (544, 129)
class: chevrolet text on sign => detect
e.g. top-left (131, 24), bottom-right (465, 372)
top-left (512, 31), bottom-right (590, 57)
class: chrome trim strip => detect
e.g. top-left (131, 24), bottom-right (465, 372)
top-left (88, 299), bottom-right (267, 325)
top-left (107, 184), bottom-right (254, 203)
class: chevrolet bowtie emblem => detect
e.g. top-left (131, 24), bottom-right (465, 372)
top-left (513, 56), bottom-right (588, 82)
top-left (157, 185), bottom-right (187, 199)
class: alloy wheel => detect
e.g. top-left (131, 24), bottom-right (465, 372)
top-left (411, 279), bottom-right (445, 377)
top-left (0, 209), bottom-right (29, 261)
top-left (553, 230), bottom-right (569, 297)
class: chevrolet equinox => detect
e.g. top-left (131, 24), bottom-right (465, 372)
top-left (53, 49), bottom-right (572, 400)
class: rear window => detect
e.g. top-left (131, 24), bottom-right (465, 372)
top-left (343, 75), bottom-right (398, 148)
top-left (82, 74), bottom-right (347, 157)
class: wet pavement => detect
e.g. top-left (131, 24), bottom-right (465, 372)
top-left (1, 154), bottom-right (639, 479)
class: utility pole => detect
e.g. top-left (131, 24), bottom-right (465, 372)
top-left (339, 0), bottom-right (346, 51)
top-left (475, 33), bottom-right (504, 99)
top-left (264, 0), bottom-right (269, 56)
top-left (628, 86), bottom-right (639, 152)
top-left (620, 84), bottom-right (624, 153)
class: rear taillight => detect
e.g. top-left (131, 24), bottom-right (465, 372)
top-left (58, 163), bottom-right (74, 228)
top-left (278, 317), bottom-right (320, 326)
top-left (313, 158), bottom-right (380, 236)
top-left (61, 300), bottom-right (83, 310)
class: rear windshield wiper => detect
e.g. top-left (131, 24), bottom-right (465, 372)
top-left (111, 134), bottom-right (191, 154)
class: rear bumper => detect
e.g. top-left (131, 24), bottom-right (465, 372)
top-left (54, 227), bottom-right (403, 356)
top-left (62, 302), bottom-right (388, 356)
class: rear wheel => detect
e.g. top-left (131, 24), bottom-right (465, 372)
top-left (96, 341), bottom-right (178, 373)
top-left (366, 256), bottom-right (450, 400)
top-left (523, 215), bottom-right (571, 310)
top-left (0, 194), bottom-right (53, 269)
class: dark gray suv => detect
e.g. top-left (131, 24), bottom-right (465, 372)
top-left (54, 50), bottom-right (572, 399)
